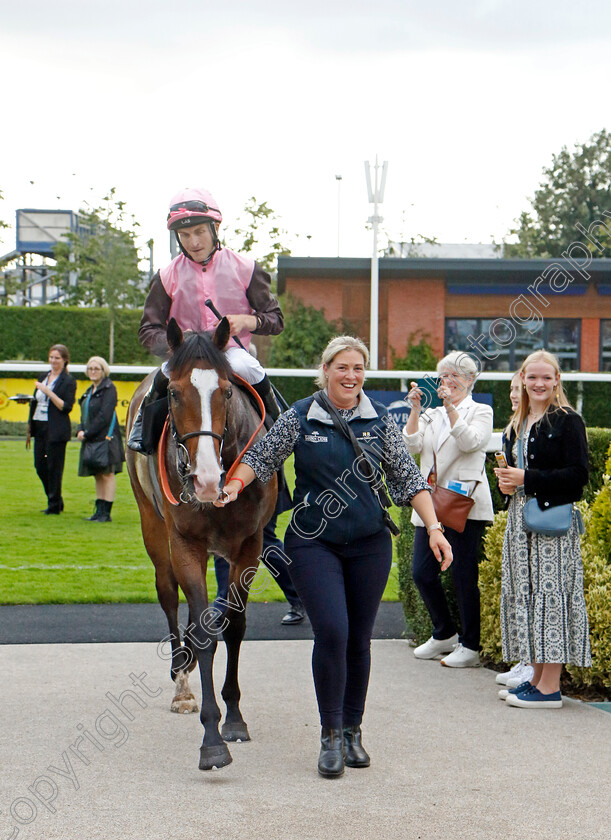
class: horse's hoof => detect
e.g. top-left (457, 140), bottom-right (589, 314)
top-left (170, 696), bottom-right (199, 714)
top-left (199, 743), bottom-right (233, 771)
top-left (221, 721), bottom-right (250, 742)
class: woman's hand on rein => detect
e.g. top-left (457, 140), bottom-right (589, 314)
top-left (213, 481), bottom-right (240, 507)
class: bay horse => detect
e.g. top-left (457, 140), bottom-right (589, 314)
top-left (126, 317), bottom-right (277, 770)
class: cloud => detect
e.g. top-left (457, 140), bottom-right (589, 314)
top-left (3, 1), bottom-right (611, 53)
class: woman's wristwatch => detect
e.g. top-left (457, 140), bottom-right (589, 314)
top-left (426, 522), bottom-right (445, 534)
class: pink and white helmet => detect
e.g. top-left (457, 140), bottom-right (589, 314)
top-left (166, 187), bottom-right (223, 230)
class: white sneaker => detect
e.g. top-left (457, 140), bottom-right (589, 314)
top-left (413, 634), bottom-right (458, 660)
top-left (440, 643), bottom-right (480, 668)
top-left (495, 662), bottom-right (534, 686)
top-left (507, 665), bottom-right (535, 688)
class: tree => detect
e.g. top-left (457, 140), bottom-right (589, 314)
top-left (505, 129), bottom-right (611, 257)
top-left (0, 189), bottom-right (8, 245)
top-left (53, 189), bottom-right (146, 362)
top-left (269, 295), bottom-right (340, 368)
top-left (223, 197), bottom-right (293, 278)
top-left (391, 331), bottom-right (437, 370)
top-left (384, 234), bottom-right (440, 258)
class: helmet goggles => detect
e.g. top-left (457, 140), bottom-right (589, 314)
top-left (168, 200), bottom-right (220, 217)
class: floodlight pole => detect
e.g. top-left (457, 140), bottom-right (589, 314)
top-left (335, 174), bottom-right (342, 257)
top-left (364, 156), bottom-right (388, 369)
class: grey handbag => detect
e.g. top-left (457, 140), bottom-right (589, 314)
top-left (517, 423), bottom-right (574, 537)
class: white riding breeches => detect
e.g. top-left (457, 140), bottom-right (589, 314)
top-left (223, 346), bottom-right (265, 384)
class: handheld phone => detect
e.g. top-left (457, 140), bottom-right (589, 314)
top-left (495, 452), bottom-right (508, 468)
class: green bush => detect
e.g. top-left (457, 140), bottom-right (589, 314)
top-left (566, 503), bottom-right (611, 691)
top-left (585, 429), bottom-right (611, 504)
top-left (0, 306), bottom-right (151, 364)
top-left (588, 442), bottom-right (611, 562)
top-left (478, 511), bottom-right (507, 662)
top-left (396, 505), bottom-right (460, 644)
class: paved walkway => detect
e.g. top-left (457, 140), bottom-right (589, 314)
top-left (0, 639), bottom-right (609, 840)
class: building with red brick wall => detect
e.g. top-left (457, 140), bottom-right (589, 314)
top-left (277, 257), bottom-right (611, 371)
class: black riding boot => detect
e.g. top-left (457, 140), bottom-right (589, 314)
top-left (97, 500), bottom-right (113, 522)
top-left (252, 375), bottom-right (292, 507)
top-left (252, 375), bottom-right (280, 427)
top-left (342, 726), bottom-right (370, 768)
top-left (86, 499), bottom-right (103, 521)
top-left (318, 727), bottom-right (344, 778)
top-left (127, 369), bottom-right (169, 454)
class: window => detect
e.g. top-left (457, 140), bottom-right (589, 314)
top-left (445, 318), bottom-right (581, 371)
top-left (601, 320), bottom-right (611, 371)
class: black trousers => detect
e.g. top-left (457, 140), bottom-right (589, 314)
top-left (412, 520), bottom-right (486, 651)
top-left (284, 528), bottom-right (392, 729)
top-left (32, 422), bottom-right (67, 513)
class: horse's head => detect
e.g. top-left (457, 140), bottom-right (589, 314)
top-left (166, 318), bottom-right (232, 503)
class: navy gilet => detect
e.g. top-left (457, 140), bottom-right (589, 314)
top-left (288, 395), bottom-right (390, 545)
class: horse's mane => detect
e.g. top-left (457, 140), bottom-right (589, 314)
top-left (167, 331), bottom-right (231, 379)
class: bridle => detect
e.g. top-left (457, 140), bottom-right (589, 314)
top-left (159, 373), bottom-right (266, 506)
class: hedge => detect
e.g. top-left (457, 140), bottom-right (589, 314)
top-left (0, 306), bottom-right (152, 364)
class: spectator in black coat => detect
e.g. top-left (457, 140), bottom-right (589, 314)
top-left (76, 356), bottom-right (124, 522)
top-left (26, 344), bottom-right (77, 514)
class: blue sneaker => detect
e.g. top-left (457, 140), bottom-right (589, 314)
top-left (505, 687), bottom-right (562, 709)
top-left (498, 681), bottom-right (533, 700)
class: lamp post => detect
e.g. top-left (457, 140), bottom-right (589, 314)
top-left (335, 174), bottom-right (342, 257)
top-left (364, 156), bottom-right (388, 370)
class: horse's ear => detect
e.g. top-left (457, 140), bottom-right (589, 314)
top-left (213, 317), bottom-right (231, 351)
top-left (167, 318), bottom-right (184, 352)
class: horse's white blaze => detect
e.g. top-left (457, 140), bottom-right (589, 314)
top-left (190, 369), bottom-right (223, 499)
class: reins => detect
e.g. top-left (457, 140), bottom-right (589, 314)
top-left (158, 372), bottom-right (266, 506)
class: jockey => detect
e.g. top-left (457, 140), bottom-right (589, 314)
top-left (128, 186), bottom-right (284, 454)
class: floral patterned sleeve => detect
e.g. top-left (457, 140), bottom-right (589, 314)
top-left (382, 417), bottom-right (430, 505)
top-left (241, 407), bottom-right (301, 483)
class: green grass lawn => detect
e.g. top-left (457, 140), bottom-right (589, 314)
top-left (0, 440), bottom-right (399, 604)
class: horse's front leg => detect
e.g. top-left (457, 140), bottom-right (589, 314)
top-left (132, 484), bottom-right (198, 714)
top-left (220, 532), bottom-right (263, 743)
top-left (170, 529), bottom-right (232, 771)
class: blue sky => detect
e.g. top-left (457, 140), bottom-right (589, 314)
top-left (1, 0), bottom-right (610, 265)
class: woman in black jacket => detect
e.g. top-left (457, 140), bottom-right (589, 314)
top-left (26, 344), bottom-right (77, 514)
top-left (76, 356), bottom-right (124, 522)
top-left (494, 350), bottom-right (591, 709)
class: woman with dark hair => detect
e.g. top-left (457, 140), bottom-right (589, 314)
top-left (26, 344), bottom-right (77, 514)
top-left (77, 356), bottom-right (124, 522)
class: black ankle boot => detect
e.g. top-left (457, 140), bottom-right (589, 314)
top-left (96, 500), bottom-right (113, 522)
top-left (318, 727), bottom-right (344, 778)
top-left (86, 499), bottom-right (103, 521)
top-left (342, 726), bottom-right (370, 768)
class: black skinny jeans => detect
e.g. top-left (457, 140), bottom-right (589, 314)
top-left (284, 528), bottom-right (392, 729)
top-left (412, 519), bottom-right (486, 651)
top-left (32, 421), bottom-right (68, 513)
